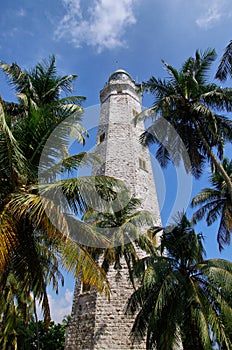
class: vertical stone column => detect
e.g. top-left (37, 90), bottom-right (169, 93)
top-left (65, 70), bottom-right (161, 350)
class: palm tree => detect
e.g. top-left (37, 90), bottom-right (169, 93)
top-left (215, 40), bottom-right (232, 81)
top-left (82, 193), bottom-right (156, 283)
top-left (192, 158), bottom-right (232, 251)
top-left (0, 57), bottom-right (121, 346)
top-left (127, 214), bottom-right (232, 350)
top-left (0, 93), bottom-right (116, 290)
top-left (137, 49), bottom-right (232, 199)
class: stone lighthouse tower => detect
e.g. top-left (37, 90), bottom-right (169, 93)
top-left (65, 70), bottom-right (161, 349)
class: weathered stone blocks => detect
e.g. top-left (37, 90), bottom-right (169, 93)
top-left (65, 70), bottom-right (161, 350)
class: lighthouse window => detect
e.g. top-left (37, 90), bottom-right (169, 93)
top-left (117, 88), bottom-right (122, 94)
top-left (99, 132), bottom-right (105, 143)
top-left (133, 109), bottom-right (139, 116)
top-left (81, 282), bottom-right (90, 294)
top-left (139, 158), bottom-right (146, 171)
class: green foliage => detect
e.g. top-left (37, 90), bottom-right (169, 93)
top-left (215, 40), bottom-right (232, 81)
top-left (82, 192), bottom-right (157, 284)
top-left (138, 49), bottom-right (232, 198)
top-left (0, 56), bottom-right (119, 349)
top-left (25, 320), bottom-right (66, 350)
top-left (1, 317), bottom-right (67, 350)
top-left (192, 158), bottom-right (232, 250)
top-left (127, 214), bottom-right (232, 349)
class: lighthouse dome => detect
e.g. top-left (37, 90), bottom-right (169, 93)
top-left (108, 69), bottom-right (133, 82)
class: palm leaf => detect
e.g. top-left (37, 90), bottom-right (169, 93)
top-left (0, 97), bottom-right (27, 184)
top-left (215, 40), bottom-right (232, 81)
top-left (0, 209), bottom-right (17, 273)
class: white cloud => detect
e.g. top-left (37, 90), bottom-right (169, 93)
top-left (48, 289), bottom-right (73, 323)
top-left (16, 8), bottom-right (26, 17)
top-left (196, 0), bottom-right (232, 29)
top-left (54, 0), bottom-right (139, 52)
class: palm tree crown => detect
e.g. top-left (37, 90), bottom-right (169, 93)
top-left (0, 55), bottom-right (83, 109)
top-left (127, 215), bottom-right (232, 350)
top-left (138, 49), bottom-right (232, 198)
top-left (83, 193), bottom-right (156, 282)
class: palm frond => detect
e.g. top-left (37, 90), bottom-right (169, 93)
top-left (217, 209), bottom-right (231, 250)
top-left (192, 159), bottom-right (231, 250)
top-left (0, 209), bottom-right (17, 273)
top-left (192, 188), bottom-right (222, 206)
top-left (215, 40), bottom-right (232, 81)
top-left (0, 61), bottom-right (29, 94)
top-left (57, 237), bottom-right (110, 299)
top-left (193, 48), bottom-right (217, 84)
top-left (39, 152), bottom-right (99, 182)
top-left (161, 60), bottom-right (180, 82)
top-left (7, 190), bottom-right (110, 298)
top-left (0, 97), bottom-right (27, 184)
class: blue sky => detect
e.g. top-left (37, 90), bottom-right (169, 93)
top-left (0, 0), bottom-right (232, 322)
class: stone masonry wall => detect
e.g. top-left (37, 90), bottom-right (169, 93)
top-left (65, 72), bottom-right (161, 350)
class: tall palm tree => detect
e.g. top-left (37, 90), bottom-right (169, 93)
top-left (137, 49), bottom-right (232, 199)
top-left (127, 215), bottom-right (232, 349)
top-left (0, 57), bottom-right (121, 346)
top-left (192, 158), bottom-right (232, 251)
top-left (215, 40), bottom-right (232, 81)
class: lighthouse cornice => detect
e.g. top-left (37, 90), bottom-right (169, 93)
top-left (100, 80), bottom-right (142, 104)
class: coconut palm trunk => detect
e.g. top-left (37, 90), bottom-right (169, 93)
top-left (33, 297), bottom-right (40, 350)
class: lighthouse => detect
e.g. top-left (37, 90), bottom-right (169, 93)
top-left (65, 70), bottom-right (161, 349)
